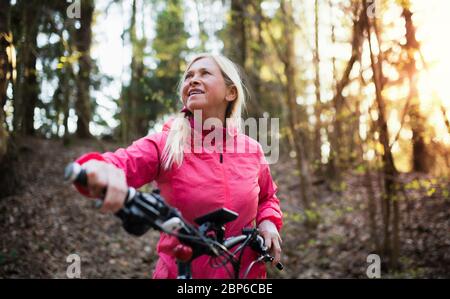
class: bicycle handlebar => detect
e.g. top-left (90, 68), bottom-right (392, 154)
top-left (64, 162), bottom-right (283, 277)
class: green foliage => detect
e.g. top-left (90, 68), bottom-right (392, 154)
top-left (284, 211), bottom-right (304, 223)
top-left (404, 178), bottom-right (441, 198)
top-left (152, 0), bottom-right (189, 111)
top-left (284, 208), bottom-right (321, 226)
top-left (405, 179), bottom-right (421, 190)
top-left (304, 208), bottom-right (321, 224)
top-left (442, 188), bottom-right (449, 199)
top-left (330, 181), bottom-right (348, 193)
top-left (355, 164), bottom-right (366, 174)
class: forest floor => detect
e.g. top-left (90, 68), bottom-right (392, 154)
top-left (0, 137), bottom-right (449, 278)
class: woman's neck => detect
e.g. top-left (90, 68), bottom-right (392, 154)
top-left (190, 109), bottom-right (226, 129)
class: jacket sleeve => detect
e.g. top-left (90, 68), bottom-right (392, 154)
top-left (73, 133), bottom-right (164, 197)
top-left (256, 147), bottom-right (283, 232)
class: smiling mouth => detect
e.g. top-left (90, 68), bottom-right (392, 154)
top-left (188, 89), bottom-right (205, 97)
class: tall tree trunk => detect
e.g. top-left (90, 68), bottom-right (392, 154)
top-left (245, 0), bottom-right (265, 118)
top-left (13, 0), bottom-right (39, 136)
top-left (402, 7), bottom-right (428, 172)
top-left (0, 0), bottom-right (21, 197)
top-left (356, 78), bottom-right (380, 252)
top-left (227, 0), bottom-right (246, 68)
top-left (281, 0), bottom-right (314, 210)
top-left (134, 0), bottom-right (148, 138)
top-left (363, 0), bottom-right (399, 269)
top-left (357, 63), bottom-right (380, 251)
top-left (326, 0), bottom-right (338, 178)
top-left (0, 0), bottom-right (12, 161)
top-left (329, 6), bottom-right (364, 178)
top-left (313, 0), bottom-right (322, 174)
top-left (75, 0), bottom-right (94, 138)
top-left (125, 0), bottom-right (138, 142)
top-left (124, 0), bottom-right (148, 142)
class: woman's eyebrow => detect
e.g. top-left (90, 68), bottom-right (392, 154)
top-left (187, 67), bottom-right (211, 74)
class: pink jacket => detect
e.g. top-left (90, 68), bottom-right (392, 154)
top-left (74, 116), bottom-right (283, 279)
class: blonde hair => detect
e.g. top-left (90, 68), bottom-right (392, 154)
top-left (161, 53), bottom-right (247, 170)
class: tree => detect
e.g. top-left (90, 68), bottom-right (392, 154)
top-left (120, 0), bottom-right (149, 142)
top-left (401, 5), bottom-right (428, 172)
top-left (0, 0), bottom-right (13, 161)
top-left (313, 0), bottom-right (323, 174)
top-left (152, 0), bottom-right (189, 111)
top-left (362, 0), bottom-right (399, 269)
top-left (225, 0), bottom-right (246, 67)
top-left (74, 0), bottom-right (94, 138)
top-left (12, 0), bottom-right (40, 136)
top-left (245, 0), bottom-right (265, 118)
top-left (328, 4), bottom-right (364, 178)
top-left (279, 0), bottom-right (314, 210)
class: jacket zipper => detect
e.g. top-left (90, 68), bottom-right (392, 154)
top-left (219, 152), bottom-right (230, 208)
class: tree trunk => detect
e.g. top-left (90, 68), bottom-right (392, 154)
top-left (227, 0), bottom-right (246, 68)
top-left (75, 0), bottom-right (94, 138)
top-left (244, 0), bottom-right (265, 118)
top-left (124, 0), bottom-right (148, 142)
top-left (0, 0), bottom-right (12, 161)
top-left (13, 0), bottom-right (39, 136)
top-left (357, 109), bottom-right (381, 252)
top-left (363, 0), bottom-right (399, 269)
top-left (402, 7), bottom-right (428, 172)
top-left (281, 0), bottom-right (314, 210)
top-left (329, 7), bottom-right (364, 177)
top-left (313, 0), bottom-right (322, 174)
top-left (326, 0), bottom-right (337, 178)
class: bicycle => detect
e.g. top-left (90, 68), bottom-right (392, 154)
top-left (64, 162), bottom-right (284, 279)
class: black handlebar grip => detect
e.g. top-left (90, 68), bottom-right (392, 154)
top-left (254, 235), bottom-right (284, 271)
top-left (64, 163), bottom-right (88, 187)
top-left (65, 162), bottom-right (108, 201)
top-left (64, 163), bottom-right (135, 220)
top-left (64, 162), bottom-right (108, 204)
top-left (276, 262), bottom-right (284, 270)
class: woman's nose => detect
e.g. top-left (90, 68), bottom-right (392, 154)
top-left (189, 74), bottom-right (201, 86)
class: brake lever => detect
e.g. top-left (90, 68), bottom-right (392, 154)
top-left (253, 235), bottom-right (284, 271)
top-left (264, 254), bottom-right (284, 271)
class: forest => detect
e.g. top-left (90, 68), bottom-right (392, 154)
top-left (0, 0), bottom-right (449, 278)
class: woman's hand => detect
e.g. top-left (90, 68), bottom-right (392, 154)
top-left (81, 160), bottom-right (128, 214)
top-left (258, 220), bottom-right (282, 267)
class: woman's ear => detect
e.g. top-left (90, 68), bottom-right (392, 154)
top-left (225, 86), bottom-right (238, 102)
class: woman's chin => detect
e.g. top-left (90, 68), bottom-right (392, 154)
top-left (186, 101), bottom-right (205, 112)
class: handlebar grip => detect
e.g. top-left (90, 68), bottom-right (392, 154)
top-left (64, 162), bottom-right (135, 210)
top-left (254, 235), bottom-right (284, 271)
top-left (65, 162), bottom-right (108, 199)
top-left (64, 162), bottom-right (87, 187)
top-left (275, 261), bottom-right (284, 270)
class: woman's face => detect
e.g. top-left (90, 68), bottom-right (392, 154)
top-left (181, 57), bottom-right (235, 120)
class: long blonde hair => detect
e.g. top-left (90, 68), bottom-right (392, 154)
top-left (161, 53), bottom-right (247, 170)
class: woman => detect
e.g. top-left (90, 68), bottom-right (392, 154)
top-left (73, 53), bottom-right (283, 279)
